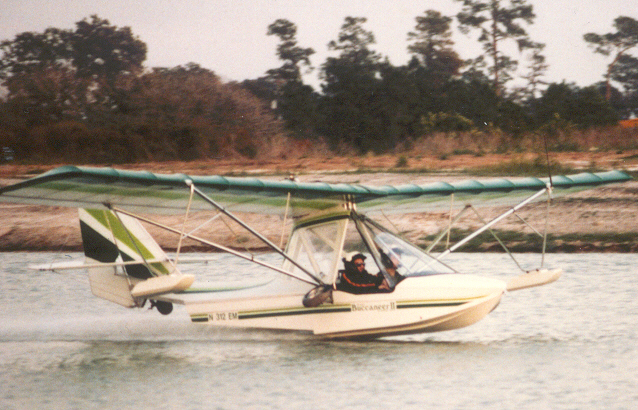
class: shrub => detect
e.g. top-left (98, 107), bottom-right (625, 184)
top-left (420, 112), bottom-right (475, 133)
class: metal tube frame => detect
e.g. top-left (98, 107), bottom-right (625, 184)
top-left (187, 182), bottom-right (323, 284)
top-left (436, 185), bottom-right (551, 261)
top-left (110, 206), bottom-right (318, 286)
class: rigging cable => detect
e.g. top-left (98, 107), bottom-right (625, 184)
top-left (541, 132), bottom-right (554, 268)
top-left (174, 182), bottom-right (195, 268)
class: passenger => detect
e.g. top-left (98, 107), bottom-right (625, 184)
top-left (380, 252), bottom-right (404, 286)
top-left (337, 253), bottom-right (389, 294)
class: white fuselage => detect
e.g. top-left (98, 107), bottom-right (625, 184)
top-left (181, 273), bottom-right (506, 338)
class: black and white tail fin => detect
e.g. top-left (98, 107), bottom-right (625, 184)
top-left (79, 208), bottom-right (184, 308)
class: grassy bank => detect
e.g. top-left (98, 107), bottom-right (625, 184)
top-left (2, 232), bottom-right (636, 253)
top-left (2, 148), bottom-right (638, 180)
top-left (420, 229), bottom-right (638, 253)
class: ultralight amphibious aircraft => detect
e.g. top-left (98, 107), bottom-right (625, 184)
top-left (0, 166), bottom-right (631, 338)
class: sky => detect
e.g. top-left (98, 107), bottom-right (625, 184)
top-left (2, 0), bottom-right (637, 91)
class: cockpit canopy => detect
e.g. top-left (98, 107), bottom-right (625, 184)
top-left (283, 212), bottom-right (442, 288)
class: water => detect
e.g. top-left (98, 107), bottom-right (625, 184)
top-left (1, 252), bottom-right (637, 409)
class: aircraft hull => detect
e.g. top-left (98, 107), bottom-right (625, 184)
top-left (183, 274), bottom-right (506, 339)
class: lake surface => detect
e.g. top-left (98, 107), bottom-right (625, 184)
top-left (1, 252), bottom-right (637, 410)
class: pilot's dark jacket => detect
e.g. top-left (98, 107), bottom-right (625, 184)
top-left (337, 260), bottom-right (384, 294)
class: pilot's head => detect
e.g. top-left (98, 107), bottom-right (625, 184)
top-left (345, 252), bottom-right (367, 272)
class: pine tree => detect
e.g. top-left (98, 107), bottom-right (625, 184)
top-left (455, 0), bottom-right (536, 96)
top-left (407, 10), bottom-right (463, 80)
top-left (265, 19), bottom-right (316, 136)
top-left (584, 16), bottom-right (638, 101)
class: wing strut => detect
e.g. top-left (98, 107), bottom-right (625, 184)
top-left (174, 182), bottom-right (195, 266)
top-left (187, 181), bottom-right (324, 285)
top-left (436, 185), bottom-right (551, 261)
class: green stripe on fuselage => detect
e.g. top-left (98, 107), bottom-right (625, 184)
top-left (190, 299), bottom-right (473, 322)
top-left (239, 305), bottom-right (352, 319)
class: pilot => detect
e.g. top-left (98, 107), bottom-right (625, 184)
top-left (338, 252), bottom-right (389, 294)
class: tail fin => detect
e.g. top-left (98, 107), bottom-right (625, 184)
top-left (80, 208), bottom-right (176, 279)
top-left (79, 208), bottom-right (178, 307)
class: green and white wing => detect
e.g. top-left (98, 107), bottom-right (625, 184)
top-left (0, 166), bottom-right (631, 215)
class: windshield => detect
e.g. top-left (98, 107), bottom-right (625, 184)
top-left (367, 227), bottom-right (442, 277)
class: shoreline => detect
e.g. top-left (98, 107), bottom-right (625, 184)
top-left (1, 155), bottom-right (637, 253)
top-left (1, 239), bottom-right (635, 254)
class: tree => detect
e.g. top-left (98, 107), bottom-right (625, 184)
top-left (508, 41), bottom-right (548, 107)
top-left (519, 42), bottom-right (548, 100)
top-left (70, 15), bottom-right (147, 116)
top-left (266, 19), bottom-right (314, 84)
top-left (456, 0), bottom-right (536, 96)
top-left (376, 63), bottom-right (422, 147)
top-left (71, 15), bottom-right (147, 82)
top-left (407, 10), bottom-right (463, 81)
top-left (591, 81), bottom-right (628, 118)
top-left (0, 28), bottom-right (71, 80)
top-left (611, 54), bottom-right (638, 94)
top-left (112, 63), bottom-right (284, 160)
top-left (0, 28), bottom-right (83, 125)
top-left (441, 78), bottom-right (500, 126)
top-left (319, 17), bottom-right (384, 151)
top-left (265, 19), bottom-right (317, 136)
top-left (323, 17), bottom-right (381, 76)
top-left (584, 16), bottom-right (638, 101)
top-left (2, 65), bottom-right (88, 126)
top-left (535, 82), bottom-right (617, 129)
top-left (611, 54), bottom-right (638, 117)
top-left (459, 55), bottom-right (491, 84)
top-left (0, 16), bottom-right (147, 124)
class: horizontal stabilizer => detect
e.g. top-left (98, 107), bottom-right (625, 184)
top-left (30, 260), bottom-right (86, 271)
top-left (30, 258), bottom-right (174, 272)
top-left (506, 268), bottom-right (562, 291)
top-left (131, 274), bottom-right (195, 298)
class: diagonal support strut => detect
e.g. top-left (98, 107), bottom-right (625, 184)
top-left (186, 181), bottom-right (324, 285)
